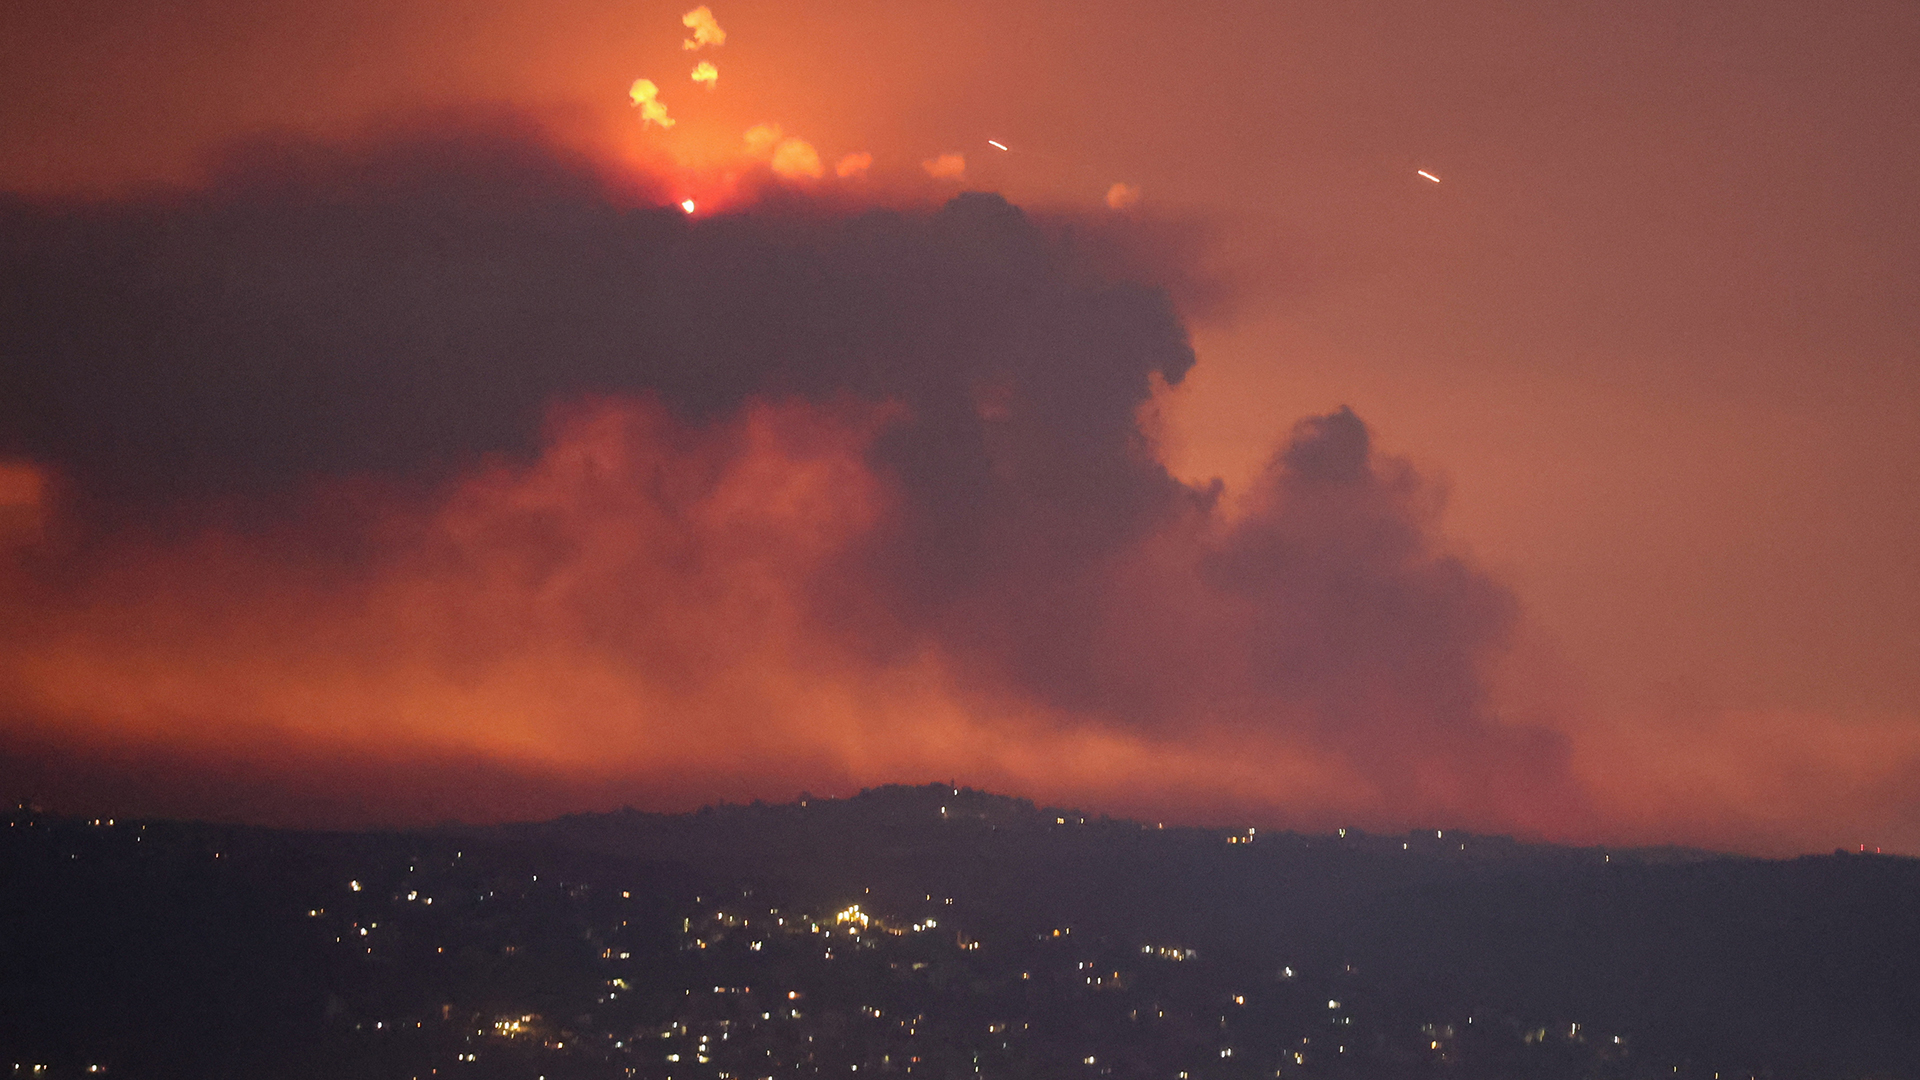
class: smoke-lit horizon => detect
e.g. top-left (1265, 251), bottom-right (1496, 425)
top-left (0, 121), bottom-right (1607, 840)
top-left (4, 0), bottom-right (1918, 855)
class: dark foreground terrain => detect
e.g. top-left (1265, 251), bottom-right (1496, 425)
top-left (4, 786), bottom-right (1916, 1080)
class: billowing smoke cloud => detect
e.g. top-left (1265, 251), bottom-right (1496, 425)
top-left (691, 61), bottom-right (718, 89)
top-left (628, 79), bottom-right (673, 128)
top-left (0, 119), bottom-right (1584, 833)
top-left (1106, 182), bottom-right (1141, 210)
top-left (681, 6), bottom-right (726, 51)
top-left (835, 152), bottom-right (873, 179)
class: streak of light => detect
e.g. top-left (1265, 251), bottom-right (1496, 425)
top-left (987, 140), bottom-right (1009, 151)
top-left (1417, 170), bottom-right (1442, 183)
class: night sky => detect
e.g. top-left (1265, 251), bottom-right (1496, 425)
top-left (1, 0), bottom-right (1915, 854)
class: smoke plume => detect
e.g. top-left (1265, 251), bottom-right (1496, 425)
top-left (0, 119), bottom-right (1583, 833)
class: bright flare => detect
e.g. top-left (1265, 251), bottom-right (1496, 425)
top-left (1417, 169), bottom-right (1441, 183)
top-left (629, 79), bottom-right (674, 129)
top-left (682, 6), bottom-right (726, 50)
top-left (691, 61), bottom-right (718, 88)
top-left (681, 199), bottom-right (696, 214)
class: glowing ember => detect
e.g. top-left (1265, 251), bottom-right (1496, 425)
top-left (681, 199), bottom-right (697, 214)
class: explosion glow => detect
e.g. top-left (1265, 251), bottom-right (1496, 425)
top-left (922, 152), bottom-right (965, 179)
top-left (0, 0), bottom-right (1915, 859)
top-left (628, 78), bottom-right (673, 129)
top-left (769, 137), bottom-right (822, 179)
top-left (835, 152), bottom-right (873, 178)
top-left (681, 5), bottom-right (726, 50)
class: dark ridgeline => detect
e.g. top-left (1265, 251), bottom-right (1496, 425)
top-left (3, 786), bottom-right (1916, 1080)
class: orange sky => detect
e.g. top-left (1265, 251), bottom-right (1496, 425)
top-left (1, 0), bottom-right (1915, 854)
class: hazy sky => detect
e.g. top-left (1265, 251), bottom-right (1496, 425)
top-left (1, 0), bottom-right (1915, 854)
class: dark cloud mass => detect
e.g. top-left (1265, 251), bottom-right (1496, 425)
top-left (0, 121), bottom-right (1578, 829)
